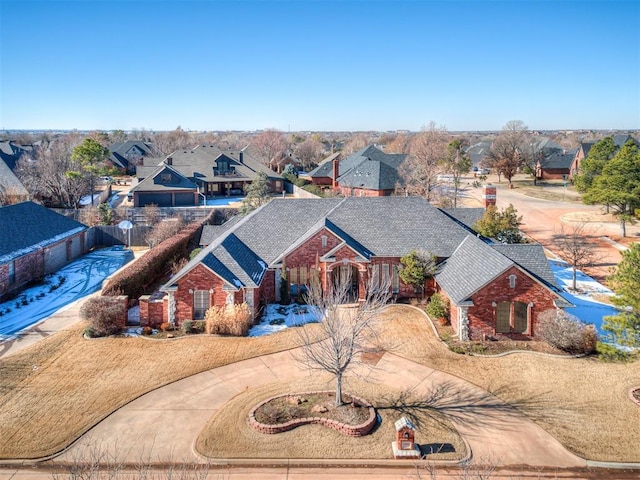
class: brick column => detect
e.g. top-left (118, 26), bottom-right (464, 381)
top-left (482, 184), bottom-right (496, 208)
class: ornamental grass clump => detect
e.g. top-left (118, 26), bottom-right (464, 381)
top-left (205, 303), bottom-right (253, 336)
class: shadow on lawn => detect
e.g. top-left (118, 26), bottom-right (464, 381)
top-left (375, 380), bottom-right (588, 433)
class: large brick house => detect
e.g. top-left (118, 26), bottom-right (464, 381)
top-left (0, 202), bottom-right (88, 301)
top-left (308, 145), bottom-right (406, 196)
top-left (149, 197), bottom-right (570, 341)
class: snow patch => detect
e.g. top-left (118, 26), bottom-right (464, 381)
top-left (248, 303), bottom-right (323, 337)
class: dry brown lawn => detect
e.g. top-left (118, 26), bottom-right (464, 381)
top-left (376, 306), bottom-right (640, 463)
top-left (0, 321), bottom-right (309, 459)
top-left (1, 306), bottom-right (639, 463)
top-left (197, 377), bottom-right (465, 461)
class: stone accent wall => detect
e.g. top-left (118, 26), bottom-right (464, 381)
top-left (466, 266), bottom-right (557, 340)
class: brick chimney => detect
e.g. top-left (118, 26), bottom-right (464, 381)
top-left (239, 151), bottom-right (244, 163)
top-left (165, 156), bottom-right (173, 166)
top-left (332, 156), bottom-right (339, 188)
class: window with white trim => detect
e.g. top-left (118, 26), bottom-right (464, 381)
top-left (193, 290), bottom-right (210, 320)
top-left (370, 264), bottom-right (379, 289)
top-left (321, 235), bottom-right (327, 247)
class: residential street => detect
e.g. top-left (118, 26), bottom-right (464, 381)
top-left (462, 175), bottom-right (639, 281)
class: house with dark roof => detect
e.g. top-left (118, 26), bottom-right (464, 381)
top-left (0, 202), bottom-right (88, 301)
top-left (132, 145), bottom-right (284, 207)
top-left (569, 141), bottom-right (596, 180)
top-left (108, 140), bottom-right (156, 173)
top-left (308, 145), bottom-right (406, 196)
top-left (141, 197), bottom-right (569, 342)
top-left (535, 149), bottom-right (577, 180)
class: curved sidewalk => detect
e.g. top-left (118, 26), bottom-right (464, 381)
top-left (54, 349), bottom-right (586, 469)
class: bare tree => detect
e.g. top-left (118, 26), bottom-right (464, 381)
top-left (16, 136), bottom-right (88, 208)
top-left (296, 268), bottom-right (392, 407)
top-left (251, 129), bottom-right (288, 167)
top-left (384, 132), bottom-right (411, 153)
top-left (153, 126), bottom-right (193, 155)
top-left (400, 121), bottom-right (448, 200)
top-left (552, 222), bottom-right (601, 291)
top-left (485, 120), bottom-right (528, 187)
top-left (294, 138), bottom-right (324, 170)
top-left (341, 133), bottom-right (371, 155)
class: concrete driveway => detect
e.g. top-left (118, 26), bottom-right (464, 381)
top-left (55, 349), bottom-right (586, 469)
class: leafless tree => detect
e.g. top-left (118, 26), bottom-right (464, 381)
top-left (294, 138), bottom-right (324, 170)
top-left (400, 121), bottom-right (448, 200)
top-left (145, 217), bottom-right (185, 248)
top-left (0, 185), bottom-right (28, 205)
top-left (341, 133), bottom-right (371, 155)
top-left (250, 129), bottom-right (288, 167)
top-left (552, 222), bottom-right (602, 291)
top-left (384, 132), bottom-right (411, 153)
top-left (296, 268), bottom-right (392, 407)
top-left (15, 135), bottom-right (88, 208)
top-left (485, 120), bottom-right (528, 186)
top-left (153, 126), bottom-right (193, 155)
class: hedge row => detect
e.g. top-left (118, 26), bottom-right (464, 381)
top-left (102, 221), bottom-right (203, 300)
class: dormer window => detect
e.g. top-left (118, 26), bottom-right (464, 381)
top-left (161, 173), bottom-right (171, 183)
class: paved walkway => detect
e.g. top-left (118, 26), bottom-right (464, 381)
top-left (54, 348), bottom-right (585, 469)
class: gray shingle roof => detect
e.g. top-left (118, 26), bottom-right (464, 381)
top-left (308, 152), bottom-right (340, 178)
top-left (0, 158), bottom-right (29, 197)
top-left (166, 197), bottom-right (557, 300)
top-left (199, 216), bottom-right (241, 247)
top-left (538, 150), bottom-right (576, 170)
top-left (435, 235), bottom-right (514, 304)
top-left (440, 208), bottom-right (485, 231)
top-left (491, 244), bottom-right (557, 288)
top-left (130, 165), bottom-right (197, 193)
top-left (109, 140), bottom-right (154, 170)
top-left (0, 202), bottom-right (87, 263)
top-left (325, 197), bottom-right (472, 257)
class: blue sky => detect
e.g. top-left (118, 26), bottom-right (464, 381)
top-left (1, 0), bottom-right (639, 131)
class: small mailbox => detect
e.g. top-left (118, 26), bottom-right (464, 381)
top-left (392, 417), bottom-right (420, 459)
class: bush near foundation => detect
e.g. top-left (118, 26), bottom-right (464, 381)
top-left (102, 222), bottom-right (202, 299)
top-left (205, 303), bottom-right (253, 336)
top-left (81, 296), bottom-right (125, 337)
top-left (538, 310), bottom-right (598, 354)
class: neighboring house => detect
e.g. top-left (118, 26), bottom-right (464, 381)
top-left (145, 197), bottom-right (569, 341)
top-left (535, 149), bottom-right (577, 180)
top-left (0, 140), bottom-right (31, 171)
top-left (465, 141), bottom-right (493, 170)
top-left (569, 141), bottom-right (596, 180)
top-left (308, 145), bottom-right (406, 196)
top-left (0, 201), bottom-right (88, 301)
top-left (129, 164), bottom-right (200, 207)
top-left (133, 145), bottom-right (284, 207)
top-left (0, 158), bottom-right (29, 204)
top-left (308, 152), bottom-right (341, 186)
top-left (108, 140), bottom-right (156, 173)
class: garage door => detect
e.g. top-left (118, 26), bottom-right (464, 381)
top-left (138, 193), bottom-right (172, 207)
top-left (174, 192), bottom-right (195, 206)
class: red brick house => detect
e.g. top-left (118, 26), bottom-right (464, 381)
top-left (151, 197), bottom-right (569, 341)
top-left (0, 202), bottom-right (88, 301)
top-left (308, 145), bottom-right (406, 196)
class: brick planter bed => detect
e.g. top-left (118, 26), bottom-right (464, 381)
top-left (248, 391), bottom-right (377, 437)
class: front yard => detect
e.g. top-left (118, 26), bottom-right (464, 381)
top-left (0, 305), bottom-right (638, 462)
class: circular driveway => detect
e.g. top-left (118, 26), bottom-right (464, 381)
top-left (56, 348), bottom-right (586, 469)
